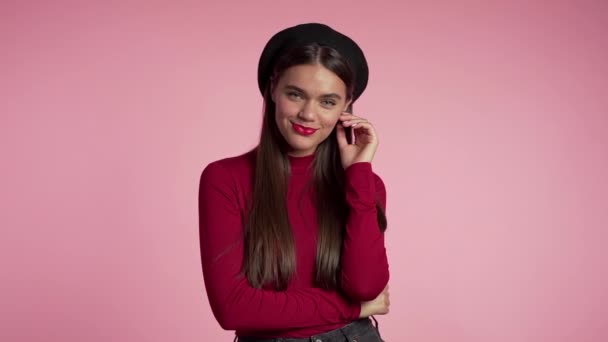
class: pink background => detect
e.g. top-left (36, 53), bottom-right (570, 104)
top-left (1, 1), bottom-right (607, 341)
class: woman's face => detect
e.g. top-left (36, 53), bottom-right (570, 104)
top-left (271, 63), bottom-right (352, 157)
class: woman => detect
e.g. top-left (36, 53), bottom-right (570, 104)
top-left (199, 23), bottom-right (390, 341)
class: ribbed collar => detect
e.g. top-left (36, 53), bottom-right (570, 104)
top-left (288, 153), bottom-right (315, 174)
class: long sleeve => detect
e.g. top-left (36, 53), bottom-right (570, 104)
top-left (198, 161), bottom-right (360, 332)
top-left (340, 162), bottom-right (389, 302)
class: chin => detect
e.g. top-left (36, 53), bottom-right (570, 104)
top-left (280, 134), bottom-right (313, 151)
top-left (287, 140), bottom-right (316, 153)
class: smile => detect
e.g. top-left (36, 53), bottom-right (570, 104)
top-left (291, 122), bottom-right (318, 136)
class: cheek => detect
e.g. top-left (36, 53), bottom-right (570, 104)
top-left (320, 113), bottom-right (341, 129)
top-left (275, 98), bottom-right (299, 118)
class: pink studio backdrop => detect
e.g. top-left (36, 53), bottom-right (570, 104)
top-left (1, 1), bottom-right (606, 341)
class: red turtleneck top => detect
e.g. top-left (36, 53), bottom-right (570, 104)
top-left (198, 149), bottom-right (389, 338)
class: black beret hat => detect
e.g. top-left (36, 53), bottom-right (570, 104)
top-left (257, 23), bottom-right (369, 102)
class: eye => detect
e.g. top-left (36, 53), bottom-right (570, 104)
top-left (321, 99), bottom-right (337, 107)
top-left (287, 91), bottom-right (302, 99)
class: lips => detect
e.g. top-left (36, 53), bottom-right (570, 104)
top-left (292, 122), bottom-right (318, 136)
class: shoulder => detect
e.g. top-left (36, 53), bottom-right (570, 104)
top-left (200, 149), bottom-right (256, 187)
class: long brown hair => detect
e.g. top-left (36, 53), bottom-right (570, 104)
top-left (243, 43), bottom-right (387, 291)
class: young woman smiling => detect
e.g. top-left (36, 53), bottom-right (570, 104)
top-left (199, 23), bottom-right (390, 342)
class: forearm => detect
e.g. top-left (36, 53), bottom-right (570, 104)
top-left (340, 162), bottom-right (390, 301)
top-left (203, 263), bottom-right (360, 331)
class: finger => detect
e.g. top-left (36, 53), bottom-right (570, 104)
top-left (335, 122), bottom-right (348, 147)
top-left (340, 112), bottom-right (367, 121)
top-left (342, 119), bottom-right (368, 127)
top-left (352, 121), bottom-right (377, 139)
top-left (352, 122), bottom-right (378, 145)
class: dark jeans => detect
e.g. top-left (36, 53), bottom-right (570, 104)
top-left (235, 316), bottom-right (384, 342)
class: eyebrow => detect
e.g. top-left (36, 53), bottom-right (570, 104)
top-left (284, 85), bottom-right (342, 100)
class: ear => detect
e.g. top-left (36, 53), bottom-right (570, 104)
top-left (343, 98), bottom-right (353, 112)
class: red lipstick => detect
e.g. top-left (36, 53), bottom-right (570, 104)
top-left (292, 122), bottom-right (318, 136)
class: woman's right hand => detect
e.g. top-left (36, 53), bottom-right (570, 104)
top-left (359, 284), bottom-right (390, 318)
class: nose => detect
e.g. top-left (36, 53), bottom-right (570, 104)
top-left (297, 101), bottom-right (316, 121)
